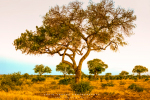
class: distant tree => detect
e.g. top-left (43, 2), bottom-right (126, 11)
top-left (33, 64), bottom-right (52, 76)
top-left (67, 66), bottom-right (75, 77)
top-left (105, 73), bottom-right (111, 82)
top-left (105, 73), bottom-right (111, 76)
top-left (23, 73), bottom-right (30, 80)
top-left (119, 71), bottom-right (129, 76)
top-left (132, 65), bottom-right (148, 79)
top-left (56, 62), bottom-right (71, 78)
top-left (13, 0), bottom-right (136, 83)
top-left (87, 59), bottom-right (108, 79)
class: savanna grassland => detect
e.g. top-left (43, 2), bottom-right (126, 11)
top-left (0, 75), bottom-right (150, 100)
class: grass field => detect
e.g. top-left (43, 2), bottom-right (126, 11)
top-left (0, 75), bottom-right (150, 100)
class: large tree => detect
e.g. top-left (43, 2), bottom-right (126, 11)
top-left (33, 64), bottom-right (52, 76)
top-left (13, 0), bottom-right (136, 83)
top-left (132, 65), bottom-right (148, 79)
top-left (87, 58), bottom-right (108, 79)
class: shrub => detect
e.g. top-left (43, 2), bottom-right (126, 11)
top-left (105, 76), bottom-right (110, 81)
top-left (23, 73), bottom-right (30, 80)
top-left (70, 81), bottom-right (94, 94)
top-left (145, 78), bottom-right (149, 81)
top-left (51, 81), bottom-right (56, 85)
top-left (0, 85), bottom-right (11, 92)
top-left (88, 75), bottom-right (93, 80)
top-left (0, 72), bottom-right (23, 92)
top-left (31, 76), bottom-right (46, 83)
top-left (54, 77), bottom-right (60, 80)
top-left (31, 78), bottom-right (38, 83)
top-left (106, 81), bottom-right (114, 86)
top-left (26, 81), bottom-right (33, 86)
top-left (101, 83), bottom-right (107, 88)
top-left (58, 79), bottom-right (69, 85)
top-left (101, 82), bottom-right (114, 88)
top-left (128, 83), bottom-right (144, 92)
top-left (119, 81), bottom-right (126, 85)
top-left (88, 75), bottom-right (98, 81)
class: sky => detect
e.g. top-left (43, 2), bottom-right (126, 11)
top-left (0, 0), bottom-right (150, 75)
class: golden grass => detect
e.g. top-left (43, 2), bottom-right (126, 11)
top-left (0, 76), bottom-right (150, 100)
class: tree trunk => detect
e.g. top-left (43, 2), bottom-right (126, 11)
top-left (139, 73), bottom-right (141, 79)
top-left (75, 68), bottom-right (81, 84)
top-left (94, 71), bottom-right (97, 79)
top-left (64, 74), bottom-right (66, 79)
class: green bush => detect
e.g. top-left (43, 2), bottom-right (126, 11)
top-left (119, 81), bottom-right (126, 85)
top-left (26, 81), bottom-right (33, 86)
top-left (101, 82), bottom-right (114, 88)
top-left (0, 85), bottom-right (11, 92)
top-left (31, 76), bottom-right (46, 83)
top-left (70, 81), bottom-right (94, 94)
top-left (58, 79), bottom-right (69, 85)
top-left (88, 75), bottom-right (93, 80)
top-left (88, 75), bottom-right (98, 81)
top-left (0, 72), bottom-right (23, 92)
top-left (51, 81), bottom-right (56, 85)
top-left (101, 83), bottom-right (107, 88)
top-left (145, 78), bottom-right (149, 81)
top-left (54, 77), bottom-right (60, 80)
top-left (23, 73), bottom-right (30, 80)
top-left (128, 83), bottom-right (144, 92)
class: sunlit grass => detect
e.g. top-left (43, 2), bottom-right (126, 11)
top-left (0, 76), bottom-right (150, 100)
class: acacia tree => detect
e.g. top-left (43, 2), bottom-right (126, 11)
top-left (13, 0), bottom-right (136, 83)
top-left (56, 62), bottom-right (72, 78)
top-left (68, 66), bottom-right (75, 77)
top-left (132, 65), bottom-right (148, 79)
top-left (33, 64), bottom-right (52, 76)
top-left (87, 59), bottom-right (108, 79)
top-left (119, 71), bottom-right (129, 76)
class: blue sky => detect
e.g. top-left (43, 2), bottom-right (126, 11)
top-left (0, 0), bottom-right (150, 75)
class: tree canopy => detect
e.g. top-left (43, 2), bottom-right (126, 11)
top-left (105, 73), bottom-right (112, 76)
top-left (132, 65), bottom-right (148, 78)
top-left (119, 71), bottom-right (129, 76)
top-left (87, 58), bottom-right (108, 78)
top-left (13, 0), bottom-right (136, 83)
top-left (56, 62), bottom-right (73, 78)
top-left (33, 64), bottom-right (52, 76)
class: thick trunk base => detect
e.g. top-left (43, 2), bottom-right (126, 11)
top-left (75, 69), bottom-right (81, 84)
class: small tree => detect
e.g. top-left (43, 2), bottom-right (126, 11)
top-left (67, 66), bottom-right (75, 78)
top-left (56, 62), bottom-right (71, 78)
top-left (23, 73), bottom-right (30, 80)
top-left (119, 71), bottom-right (129, 79)
top-left (119, 71), bottom-right (129, 76)
top-left (33, 64), bottom-right (52, 76)
top-left (105, 73), bottom-right (111, 82)
top-left (132, 65), bottom-right (148, 79)
top-left (87, 59), bottom-right (108, 79)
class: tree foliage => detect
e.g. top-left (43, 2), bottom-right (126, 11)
top-left (132, 65), bottom-right (148, 78)
top-left (33, 64), bottom-right (52, 76)
top-left (56, 62), bottom-right (74, 78)
top-left (87, 58), bottom-right (108, 78)
top-left (13, 0), bottom-right (136, 83)
top-left (119, 71), bottom-right (129, 76)
top-left (105, 73), bottom-right (112, 76)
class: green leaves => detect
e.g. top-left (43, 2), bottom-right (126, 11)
top-left (119, 71), bottom-right (129, 76)
top-left (87, 58), bottom-right (108, 76)
top-left (132, 65), bottom-right (148, 73)
top-left (56, 62), bottom-right (74, 75)
top-left (33, 64), bottom-right (52, 76)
